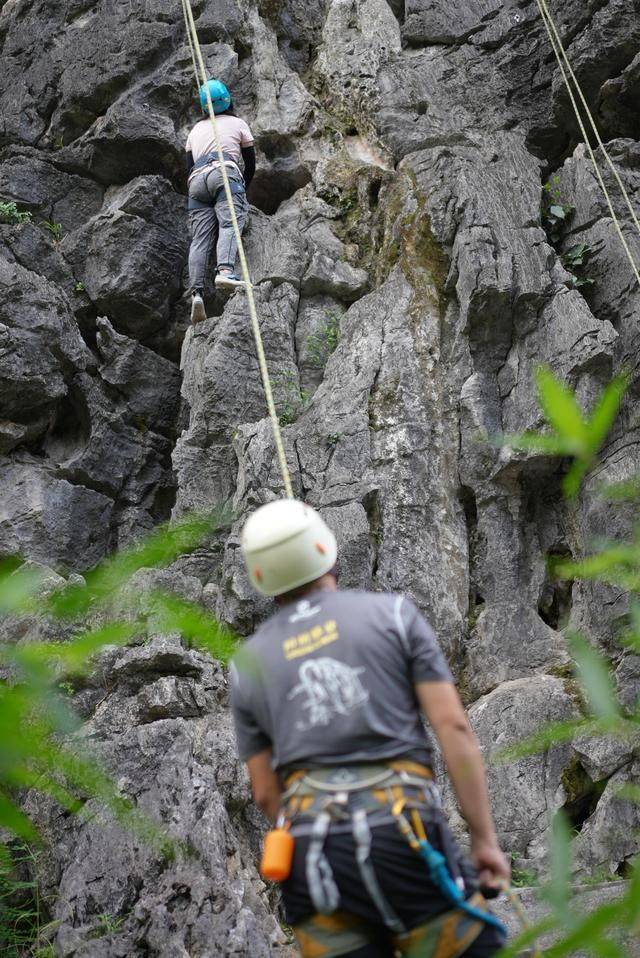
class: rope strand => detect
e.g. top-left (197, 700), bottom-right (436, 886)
top-left (180, 0), bottom-right (294, 498)
top-left (536, 0), bottom-right (640, 242)
top-left (534, 0), bottom-right (640, 289)
top-left (180, 0), bottom-right (199, 96)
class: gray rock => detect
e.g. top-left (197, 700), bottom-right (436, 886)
top-left (571, 730), bottom-right (639, 782)
top-left (24, 634), bottom-right (289, 957)
top-left (469, 676), bottom-right (578, 861)
top-left (493, 881), bottom-right (639, 957)
top-left (0, 458), bottom-right (113, 571)
top-left (1, 0), bottom-right (639, 950)
top-left (96, 317), bottom-right (181, 436)
top-left (573, 759), bottom-right (640, 875)
top-left (0, 252), bottom-right (90, 442)
top-left (61, 176), bottom-right (188, 342)
top-left (403, 0), bottom-right (502, 45)
top-left (0, 148), bottom-right (104, 231)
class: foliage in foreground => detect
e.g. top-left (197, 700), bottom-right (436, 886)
top-left (498, 367), bottom-right (639, 957)
top-left (0, 844), bottom-right (56, 958)
top-left (0, 510), bottom-right (237, 848)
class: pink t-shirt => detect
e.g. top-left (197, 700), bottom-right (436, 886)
top-left (185, 116), bottom-right (254, 164)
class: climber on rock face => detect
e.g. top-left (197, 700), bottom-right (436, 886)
top-left (230, 499), bottom-right (510, 958)
top-left (185, 78), bottom-right (256, 324)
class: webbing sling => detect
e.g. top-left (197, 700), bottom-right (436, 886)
top-left (282, 762), bottom-right (506, 938)
top-left (188, 151), bottom-right (246, 210)
top-left (352, 807), bottom-right (406, 934)
top-left (305, 811), bottom-right (340, 914)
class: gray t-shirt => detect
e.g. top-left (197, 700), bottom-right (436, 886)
top-left (230, 589), bottom-right (453, 771)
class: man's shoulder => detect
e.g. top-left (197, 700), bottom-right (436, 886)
top-left (337, 588), bottom-right (411, 611)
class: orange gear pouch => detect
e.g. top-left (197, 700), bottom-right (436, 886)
top-left (260, 825), bottom-right (295, 882)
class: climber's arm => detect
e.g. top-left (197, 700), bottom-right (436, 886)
top-left (246, 749), bottom-right (282, 822)
top-left (416, 681), bottom-right (510, 888)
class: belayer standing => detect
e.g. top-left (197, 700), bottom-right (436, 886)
top-left (231, 500), bottom-right (510, 958)
top-left (185, 78), bottom-right (256, 325)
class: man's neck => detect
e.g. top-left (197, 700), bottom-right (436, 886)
top-left (275, 573), bottom-right (338, 606)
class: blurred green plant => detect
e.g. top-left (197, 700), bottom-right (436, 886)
top-left (0, 510), bottom-right (237, 850)
top-left (497, 367), bottom-right (639, 956)
top-left (0, 843), bottom-right (57, 958)
top-left (503, 366), bottom-right (629, 498)
top-left (0, 202), bottom-right (32, 226)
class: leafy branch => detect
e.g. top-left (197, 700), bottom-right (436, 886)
top-left (503, 366), bottom-right (629, 498)
top-left (497, 365), bottom-right (640, 956)
top-left (0, 509), bottom-right (237, 847)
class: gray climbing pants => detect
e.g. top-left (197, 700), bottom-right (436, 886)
top-left (187, 165), bottom-right (248, 290)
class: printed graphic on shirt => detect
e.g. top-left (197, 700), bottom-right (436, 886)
top-left (288, 599), bottom-right (321, 624)
top-left (283, 619), bottom-right (339, 660)
top-left (288, 657), bottom-right (369, 730)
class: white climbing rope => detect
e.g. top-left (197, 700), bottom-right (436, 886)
top-left (534, 0), bottom-right (640, 289)
top-left (181, 0), bottom-right (199, 98)
top-left (180, 0), bottom-right (294, 499)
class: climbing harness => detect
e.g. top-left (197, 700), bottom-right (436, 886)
top-left (188, 150), bottom-right (244, 184)
top-left (534, 0), bottom-right (640, 289)
top-left (274, 760), bottom-right (507, 950)
top-left (187, 151), bottom-right (246, 211)
top-left (179, 0), bottom-right (294, 498)
top-left (392, 797), bottom-right (505, 934)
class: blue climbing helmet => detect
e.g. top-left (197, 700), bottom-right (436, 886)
top-left (199, 79), bottom-right (231, 115)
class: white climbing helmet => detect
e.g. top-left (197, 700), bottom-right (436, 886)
top-left (241, 499), bottom-right (338, 597)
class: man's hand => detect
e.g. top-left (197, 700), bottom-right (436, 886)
top-left (246, 749), bottom-right (282, 823)
top-left (470, 838), bottom-right (511, 891)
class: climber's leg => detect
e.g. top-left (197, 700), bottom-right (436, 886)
top-left (291, 911), bottom-right (394, 958)
top-left (188, 205), bottom-right (218, 293)
top-left (214, 170), bottom-right (249, 290)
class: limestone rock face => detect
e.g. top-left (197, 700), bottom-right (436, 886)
top-left (1, 0), bottom-right (639, 952)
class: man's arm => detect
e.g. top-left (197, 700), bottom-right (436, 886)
top-left (246, 748), bottom-right (282, 823)
top-left (416, 680), bottom-right (510, 888)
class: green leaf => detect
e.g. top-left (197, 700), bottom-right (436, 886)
top-left (148, 592), bottom-right (238, 664)
top-left (543, 895), bottom-right (630, 957)
top-left (494, 718), bottom-right (593, 762)
top-left (0, 560), bottom-right (40, 614)
top-left (491, 914), bottom-right (557, 957)
top-left (500, 432), bottom-right (581, 455)
top-left (615, 783), bottom-right (640, 804)
top-left (555, 544), bottom-right (639, 581)
top-left (600, 476), bottom-right (640, 501)
top-left (48, 509), bottom-right (231, 619)
top-left (584, 373), bottom-right (630, 457)
top-left (562, 458), bottom-right (590, 499)
top-left (0, 790), bottom-right (38, 840)
top-left (569, 634), bottom-right (620, 721)
top-left (542, 811), bottom-right (572, 923)
top-left (536, 367), bottom-right (588, 447)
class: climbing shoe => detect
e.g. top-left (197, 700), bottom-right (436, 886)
top-left (190, 290), bottom-right (206, 325)
top-left (214, 271), bottom-right (246, 291)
